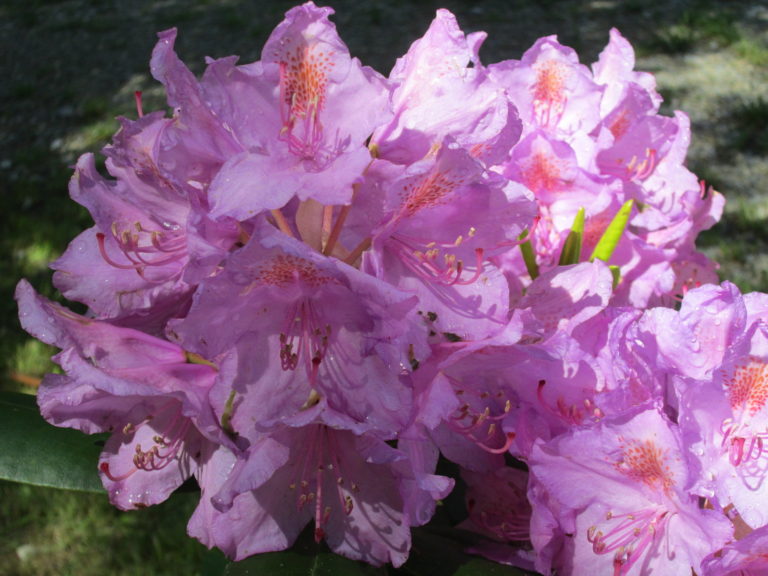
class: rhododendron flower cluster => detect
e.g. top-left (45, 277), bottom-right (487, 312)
top-left (17, 3), bottom-right (768, 574)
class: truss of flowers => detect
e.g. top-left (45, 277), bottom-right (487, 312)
top-left (16, 2), bottom-right (768, 574)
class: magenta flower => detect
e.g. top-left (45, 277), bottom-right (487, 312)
top-left (15, 280), bottom-right (233, 510)
top-left (148, 2), bottom-right (393, 220)
top-left (13, 3), bottom-right (737, 572)
top-left (530, 409), bottom-right (732, 575)
top-left (371, 9), bottom-right (520, 164)
top-left (701, 524), bottom-right (768, 576)
top-left (169, 222), bottom-right (415, 437)
top-left (357, 144), bottom-right (534, 342)
top-left (195, 424), bottom-right (416, 566)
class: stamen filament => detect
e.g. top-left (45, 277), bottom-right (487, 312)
top-left (271, 208), bottom-right (295, 238)
top-left (323, 205), bottom-right (350, 256)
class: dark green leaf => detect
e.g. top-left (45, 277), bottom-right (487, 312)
top-left (0, 391), bottom-right (105, 492)
top-left (519, 237), bottom-right (539, 280)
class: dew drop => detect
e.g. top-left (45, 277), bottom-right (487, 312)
top-left (161, 221), bottom-right (181, 231)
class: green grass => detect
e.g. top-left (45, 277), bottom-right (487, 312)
top-left (649, 0), bottom-right (742, 54)
top-left (728, 97), bottom-right (768, 156)
top-left (0, 481), bottom-right (224, 576)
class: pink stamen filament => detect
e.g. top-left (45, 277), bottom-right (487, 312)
top-left (134, 91), bottom-right (144, 118)
top-left (447, 380), bottom-right (515, 453)
top-left (323, 205), bottom-right (350, 256)
top-left (96, 224), bottom-right (186, 280)
top-left (391, 234), bottom-right (485, 286)
top-left (720, 419), bottom-right (768, 466)
top-left (290, 427), bottom-right (355, 544)
top-left (533, 86), bottom-right (567, 128)
top-left (587, 509), bottom-right (669, 576)
top-left (537, 379), bottom-right (600, 426)
top-left (271, 208), bottom-right (296, 238)
top-left (279, 300), bottom-right (331, 387)
top-left (100, 403), bottom-right (190, 482)
top-left (496, 215), bottom-right (542, 249)
top-left (469, 499), bottom-right (531, 541)
top-left (626, 148), bottom-right (657, 180)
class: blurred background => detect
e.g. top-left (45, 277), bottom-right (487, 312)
top-left (1, 0), bottom-right (767, 573)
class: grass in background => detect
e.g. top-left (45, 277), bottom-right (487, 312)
top-left (0, 481), bottom-right (225, 576)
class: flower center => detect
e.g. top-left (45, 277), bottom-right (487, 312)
top-left (532, 59), bottom-right (568, 127)
top-left (390, 231), bottom-right (484, 286)
top-left (279, 299), bottom-right (331, 387)
top-left (399, 168), bottom-right (464, 218)
top-left (278, 45), bottom-right (333, 159)
top-left (520, 149), bottom-right (567, 194)
top-left (446, 374), bottom-right (515, 454)
top-left (536, 379), bottom-right (604, 426)
top-left (615, 437), bottom-right (675, 494)
top-left (256, 254), bottom-right (332, 288)
top-left (100, 400), bottom-right (191, 481)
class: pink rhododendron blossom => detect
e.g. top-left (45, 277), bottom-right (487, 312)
top-left (371, 9), bottom-right (520, 165)
top-left (701, 524), bottom-right (768, 576)
top-left (16, 280), bottom-right (233, 510)
top-left (199, 424), bottom-right (418, 566)
top-left (530, 409), bottom-right (732, 575)
top-left (16, 2), bottom-right (743, 572)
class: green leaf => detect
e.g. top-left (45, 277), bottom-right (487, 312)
top-left (589, 199), bottom-right (634, 264)
top-left (609, 265), bottom-right (621, 289)
top-left (557, 207), bottom-right (585, 266)
top-left (518, 229), bottom-right (539, 280)
top-left (0, 391), bottom-right (105, 492)
top-left (224, 527), bottom-right (388, 576)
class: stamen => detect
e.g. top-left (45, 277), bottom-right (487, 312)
top-left (390, 232), bottom-right (485, 286)
top-left (627, 148), bottom-right (656, 180)
top-left (134, 91), bottom-right (144, 118)
top-left (587, 508), bottom-right (670, 576)
top-left (278, 300), bottom-right (331, 387)
top-left (271, 208), bottom-right (296, 238)
top-left (446, 376), bottom-right (515, 453)
top-left (99, 402), bottom-right (190, 482)
top-left (323, 205), bottom-right (350, 256)
top-left (536, 379), bottom-right (601, 426)
top-left (96, 221), bottom-right (186, 280)
top-left (289, 427), bottom-right (358, 545)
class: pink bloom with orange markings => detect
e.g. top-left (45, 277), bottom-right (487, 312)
top-left (530, 408), bottom-right (732, 576)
